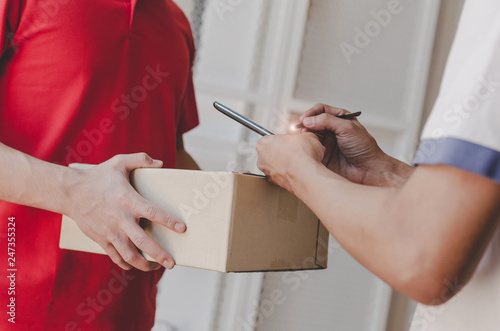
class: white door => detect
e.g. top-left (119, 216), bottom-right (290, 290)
top-left (155, 1), bottom-right (440, 330)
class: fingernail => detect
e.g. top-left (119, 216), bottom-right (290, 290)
top-left (303, 118), bottom-right (313, 126)
top-left (153, 159), bottom-right (163, 166)
top-left (163, 260), bottom-right (175, 269)
top-left (174, 222), bottom-right (186, 233)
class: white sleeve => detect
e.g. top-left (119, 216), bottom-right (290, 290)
top-left (414, 0), bottom-right (500, 183)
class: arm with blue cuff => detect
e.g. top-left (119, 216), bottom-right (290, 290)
top-left (256, 104), bottom-right (500, 305)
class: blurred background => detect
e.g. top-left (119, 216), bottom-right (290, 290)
top-left (153, 1), bottom-right (466, 330)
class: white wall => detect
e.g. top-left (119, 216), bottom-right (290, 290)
top-left (386, 1), bottom-right (465, 330)
top-left (159, 1), bottom-right (464, 330)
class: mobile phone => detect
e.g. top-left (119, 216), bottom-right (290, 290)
top-left (213, 102), bottom-right (275, 136)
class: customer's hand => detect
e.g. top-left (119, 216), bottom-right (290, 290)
top-left (299, 104), bottom-right (391, 185)
top-left (64, 153), bottom-right (185, 271)
top-left (256, 133), bottom-right (325, 193)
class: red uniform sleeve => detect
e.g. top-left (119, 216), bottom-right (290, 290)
top-left (176, 15), bottom-right (199, 136)
top-left (0, 1), bottom-right (22, 58)
top-left (177, 65), bottom-right (200, 135)
top-left (1, 2), bottom-right (8, 56)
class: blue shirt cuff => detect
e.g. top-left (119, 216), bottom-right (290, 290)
top-left (413, 138), bottom-right (500, 183)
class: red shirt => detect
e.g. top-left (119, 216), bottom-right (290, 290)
top-left (0, 1), bottom-right (198, 330)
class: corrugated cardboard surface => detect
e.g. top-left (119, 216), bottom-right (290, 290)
top-left (132, 169), bottom-right (234, 271)
top-left (60, 218), bottom-right (107, 256)
top-left (60, 168), bottom-right (328, 272)
top-left (227, 174), bottom-right (325, 272)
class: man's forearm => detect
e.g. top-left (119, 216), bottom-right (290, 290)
top-left (290, 159), bottom-right (404, 281)
top-left (288, 159), bottom-right (500, 304)
top-left (363, 155), bottom-right (414, 188)
top-left (0, 142), bottom-right (76, 215)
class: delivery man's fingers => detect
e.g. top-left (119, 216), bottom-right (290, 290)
top-left (75, 220), bottom-right (139, 271)
top-left (110, 152), bottom-right (164, 172)
top-left (134, 196), bottom-right (186, 233)
top-left (109, 228), bottom-right (164, 271)
top-left (122, 223), bottom-right (175, 270)
top-left (299, 104), bottom-right (348, 122)
top-left (99, 240), bottom-right (134, 271)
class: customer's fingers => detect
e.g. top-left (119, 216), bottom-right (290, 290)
top-left (300, 104), bottom-right (349, 122)
top-left (302, 113), bottom-right (358, 134)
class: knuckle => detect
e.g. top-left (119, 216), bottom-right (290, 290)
top-left (102, 241), bottom-right (116, 250)
top-left (122, 252), bottom-right (139, 265)
top-left (145, 263), bottom-right (160, 272)
top-left (150, 249), bottom-right (166, 263)
top-left (102, 246), bottom-right (131, 270)
top-left (165, 216), bottom-right (177, 229)
top-left (140, 265), bottom-right (154, 272)
top-left (111, 154), bottom-right (125, 163)
top-left (143, 204), bottom-right (158, 220)
top-left (346, 121), bottom-right (357, 130)
top-left (258, 136), bottom-right (271, 147)
top-left (111, 256), bottom-right (130, 270)
top-left (121, 264), bottom-right (132, 271)
top-left (109, 154), bottom-right (128, 170)
top-left (129, 233), bottom-right (147, 249)
top-left (117, 192), bottom-right (131, 206)
top-left (106, 232), bottom-right (120, 243)
top-left (99, 240), bottom-right (113, 253)
top-left (317, 113), bottom-right (328, 122)
top-left (138, 152), bottom-right (152, 163)
top-left (256, 140), bottom-right (263, 152)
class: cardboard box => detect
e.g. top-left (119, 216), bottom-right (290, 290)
top-left (60, 168), bottom-right (329, 272)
